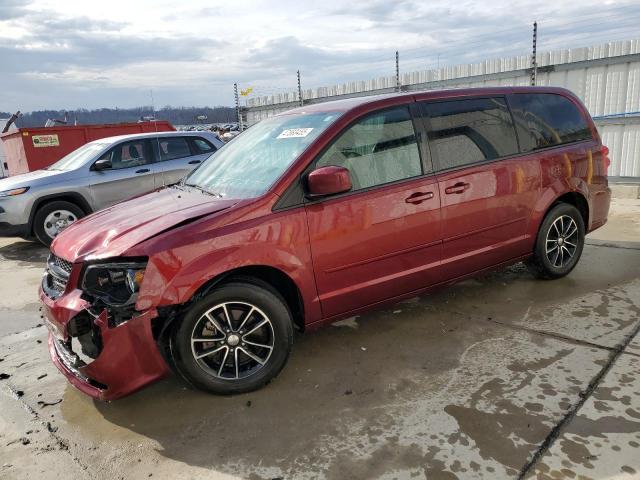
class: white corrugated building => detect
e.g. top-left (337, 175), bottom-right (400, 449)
top-left (245, 39), bottom-right (640, 180)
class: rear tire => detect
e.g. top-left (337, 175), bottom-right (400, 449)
top-left (526, 203), bottom-right (585, 279)
top-left (33, 200), bottom-right (85, 247)
top-left (171, 282), bottom-right (294, 395)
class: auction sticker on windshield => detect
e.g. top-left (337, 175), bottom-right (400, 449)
top-left (277, 128), bottom-right (314, 139)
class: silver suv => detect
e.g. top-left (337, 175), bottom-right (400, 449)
top-left (0, 131), bottom-right (223, 245)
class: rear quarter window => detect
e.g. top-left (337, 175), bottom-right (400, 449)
top-left (192, 137), bottom-right (216, 153)
top-left (158, 137), bottom-right (191, 161)
top-left (509, 93), bottom-right (592, 152)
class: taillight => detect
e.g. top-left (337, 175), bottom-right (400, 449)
top-left (601, 146), bottom-right (611, 174)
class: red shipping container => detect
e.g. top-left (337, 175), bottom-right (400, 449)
top-left (0, 121), bottom-right (175, 175)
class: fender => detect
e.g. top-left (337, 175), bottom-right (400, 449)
top-left (529, 178), bottom-right (590, 239)
top-left (29, 191), bottom-right (93, 227)
top-left (133, 208), bottom-right (322, 325)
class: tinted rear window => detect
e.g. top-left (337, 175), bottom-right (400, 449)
top-left (424, 97), bottom-right (519, 170)
top-left (509, 93), bottom-right (592, 152)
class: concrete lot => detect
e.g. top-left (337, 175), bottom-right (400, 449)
top-left (0, 199), bottom-right (639, 480)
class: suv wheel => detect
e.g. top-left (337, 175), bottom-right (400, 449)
top-left (171, 281), bottom-right (294, 395)
top-left (33, 200), bottom-right (85, 246)
top-left (526, 203), bottom-right (585, 279)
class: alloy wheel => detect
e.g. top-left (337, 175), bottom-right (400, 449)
top-left (545, 215), bottom-right (579, 268)
top-left (190, 301), bottom-right (274, 380)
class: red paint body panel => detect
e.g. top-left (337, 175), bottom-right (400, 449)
top-left (51, 187), bottom-right (239, 261)
top-left (0, 121), bottom-right (175, 176)
top-left (305, 175), bottom-right (442, 317)
top-left (436, 155), bottom-right (541, 279)
top-left (40, 87), bottom-right (611, 400)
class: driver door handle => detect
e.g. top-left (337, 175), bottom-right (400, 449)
top-left (135, 168), bottom-right (150, 174)
top-left (405, 192), bottom-right (434, 204)
top-left (188, 160), bottom-right (201, 164)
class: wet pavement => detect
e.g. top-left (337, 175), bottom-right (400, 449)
top-left (0, 199), bottom-right (639, 480)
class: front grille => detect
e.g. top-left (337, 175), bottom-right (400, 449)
top-left (51, 254), bottom-right (72, 275)
top-left (42, 253), bottom-right (73, 299)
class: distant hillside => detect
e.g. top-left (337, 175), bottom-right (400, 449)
top-left (0, 106), bottom-right (236, 128)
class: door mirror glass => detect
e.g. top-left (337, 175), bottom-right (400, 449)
top-left (307, 166), bottom-right (352, 197)
top-left (92, 158), bottom-right (112, 171)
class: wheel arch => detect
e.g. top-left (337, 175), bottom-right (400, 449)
top-left (155, 264), bottom-right (306, 335)
top-left (28, 192), bottom-right (93, 234)
top-left (193, 265), bottom-right (306, 332)
top-left (531, 187), bottom-right (590, 241)
top-left (542, 191), bottom-right (589, 230)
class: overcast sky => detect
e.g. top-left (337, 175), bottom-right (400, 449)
top-left (1, 0), bottom-right (639, 112)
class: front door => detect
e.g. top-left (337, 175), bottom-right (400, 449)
top-left (305, 105), bottom-right (442, 318)
top-left (421, 96), bottom-right (540, 279)
top-left (88, 139), bottom-right (157, 209)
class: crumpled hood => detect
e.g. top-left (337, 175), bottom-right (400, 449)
top-left (51, 187), bottom-right (238, 262)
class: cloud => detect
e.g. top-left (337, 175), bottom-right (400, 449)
top-left (0, 0), bottom-right (30, 21)
top-left (0, 0), bottom-right (638, 112)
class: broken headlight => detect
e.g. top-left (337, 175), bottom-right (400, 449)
top-left (82, 261), bottom-right (147, 306)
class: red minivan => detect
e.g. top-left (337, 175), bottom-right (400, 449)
top-left (39, 87), bottom-right (611, 399)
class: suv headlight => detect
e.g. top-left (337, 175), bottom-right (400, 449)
top-left (0, 187), bottom-right (29, 197)
top-left (82, 261), bottom-right (147, 306)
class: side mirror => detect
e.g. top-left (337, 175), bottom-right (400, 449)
top-left (307, 166), bottom-right (352, 197)
top-left (92, 158), bottom-right (112, 171)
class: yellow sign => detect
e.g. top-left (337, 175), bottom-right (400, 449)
top-left (32, 134), bottom-right (60, 148)
top-left (240, 87), bottom-right (253, 96)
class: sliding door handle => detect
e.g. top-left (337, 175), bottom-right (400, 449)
top-left (445, 182), bottom-right (470, 194)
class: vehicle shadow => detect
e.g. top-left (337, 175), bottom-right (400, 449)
top-left (0, 239), bottom-right (48, 266)
top-left (81, 244), bottom-right (640, 479)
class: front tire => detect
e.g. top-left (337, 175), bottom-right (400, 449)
top-left (171, 282), bottom-right (294, 395)
top-left (526, 203), bottom-right (585, 279)
top-left (33, 200), bottom-right (85, 246)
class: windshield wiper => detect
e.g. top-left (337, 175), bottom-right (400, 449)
top-left (182, 183), bottom-right (223, 197)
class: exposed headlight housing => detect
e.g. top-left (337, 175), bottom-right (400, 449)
top-left (0, 187), bottom-right (29, 197)
top-left (82, 261), bottom-right (147, 306)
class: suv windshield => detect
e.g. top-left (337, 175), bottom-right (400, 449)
top-left (46, 142), bottom-right (109, 171)
top-left (184, 111), bottom-right (342, 198)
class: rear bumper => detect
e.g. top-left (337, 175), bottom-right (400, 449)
top-left (40, 286), bottom-right (171, 401)
top-left (588, 186), bottom-right (612, 233)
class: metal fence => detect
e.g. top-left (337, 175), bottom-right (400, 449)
top-left (244, 38), bottom-right (640, 180)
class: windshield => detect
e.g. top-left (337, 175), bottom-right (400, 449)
top-left (46, 142), bottom-right (109, 171)
top-left (184, 111), bottom-right (342, 198)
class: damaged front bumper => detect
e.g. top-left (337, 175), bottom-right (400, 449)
top-left (39, 286), bottom-right (171, 401)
